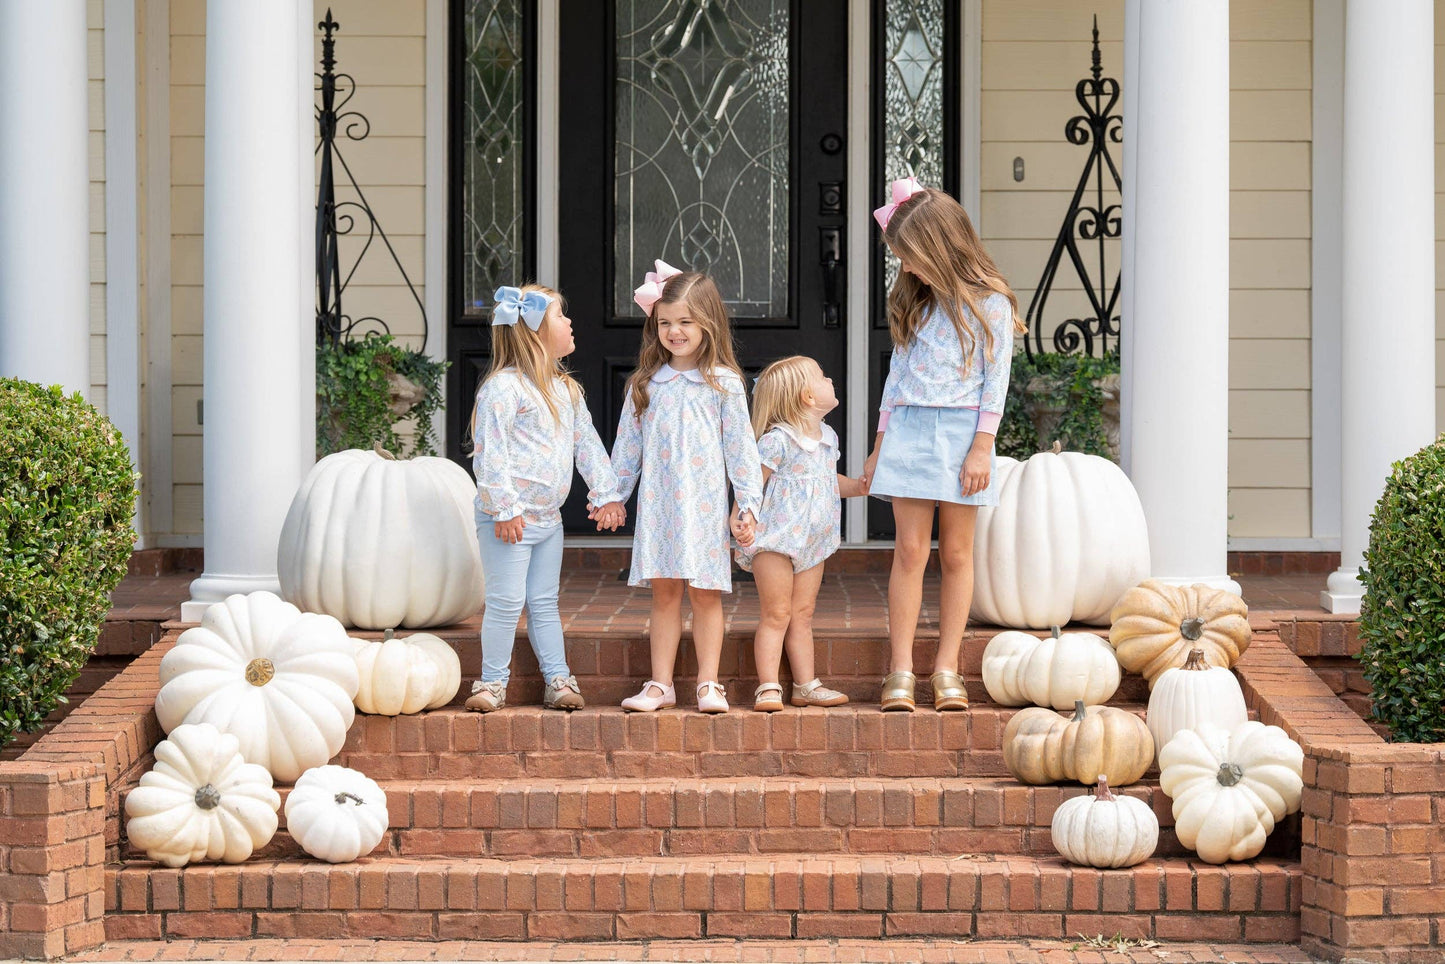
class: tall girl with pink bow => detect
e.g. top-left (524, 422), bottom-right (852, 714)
top-left (861, 179), bottom-right (1028, 712)
top-left (611, 262), bottom-right (764, 714)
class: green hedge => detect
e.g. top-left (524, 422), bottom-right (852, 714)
top-left (1359, 435), bottom-right (1445, 743)
top-left (0, 380), bottom-right (136, 749)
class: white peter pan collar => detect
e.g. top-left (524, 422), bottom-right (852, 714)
top-left (775, 423), bottom-right (837, 454)
top-left (650, 364), bottom-right (728, 384)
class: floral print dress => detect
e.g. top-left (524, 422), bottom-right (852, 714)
top-left (736, 423), bottom-right (841, 574)
top-left (611, 365), bottom-right (763, 591)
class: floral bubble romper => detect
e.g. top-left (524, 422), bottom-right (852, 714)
top-left (736, 423), bottom-right (841, 574)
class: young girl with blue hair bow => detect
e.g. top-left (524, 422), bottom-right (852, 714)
top-left (466, 283), bottom-right (627, 713)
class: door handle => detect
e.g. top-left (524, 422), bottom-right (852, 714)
top-left (820, 226), bottom-right (842, 329)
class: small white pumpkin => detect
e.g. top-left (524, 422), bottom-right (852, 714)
top-left (1146, 647), bottom-right (1249, 762)
top-left (1159, 721), bottom-right (1303, 864)
top-left (156, 591), bottom-right (360, 783)
top-left (982, 626), bottom-right (1121, 709)
top-left (353, 630), bottom-right (461, 715)
top-left (284, 765), bottom-right (390, 863)
top-left (1050, 774), bottom-right (1159, 868)
top-left (277, 447), bottom-right (484, 629)
top-left (972, 445), bottom-right (1150, 629)
top-left (124, 723), bottom-right (280, 867)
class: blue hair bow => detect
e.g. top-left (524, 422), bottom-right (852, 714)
top-left (491, 286), bottom-right (553, 330)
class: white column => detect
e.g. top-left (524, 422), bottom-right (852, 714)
top-left (183, 0), bottom-right (311, 620)
top-left (1322, 0), bottom-right (1435, 613)
top-left (0, 0), bottom-right (91, 396)
top-left (1121, 0), bottom-right (1237, 592)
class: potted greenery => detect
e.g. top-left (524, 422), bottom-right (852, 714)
top-left (316, 332), bottom-right (448, 458)
top-left (997, 348), bottom-right (1121, 461)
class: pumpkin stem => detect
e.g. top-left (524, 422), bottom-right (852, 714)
top-left (382, 629), bottom-right (395, 642)
top-left (372, 442), bottom-right (397, 461)
top-left (1072, 699), bottom-right (1088, 722)
top-left (334, 791), bottom-right (367, 806)
top-left (1050, 625), bottom-right (1062, 640)
top-left (194, 784), bottom-right (222, 810)
top-left (1216, 762), bottom-right (1244, 787)
top-left (1093, 774), bottom-right (1115, 802)
top-left (1050, 440), bottom-right (1063, 455)
top-left (1182, 648), bottom-right (1208, 671)
top-left (244, 658), bottom-right (275, 687)
top-left (1179, 617), bottom-right (1206, 641)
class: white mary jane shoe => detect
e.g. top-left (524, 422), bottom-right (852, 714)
top-left (696, 681), bottom-right (729, 714)
top-left (621, 680), bottom-right (676, 712)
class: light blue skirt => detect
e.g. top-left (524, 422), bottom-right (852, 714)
top-left (870, 405), bottom-right (998, 506)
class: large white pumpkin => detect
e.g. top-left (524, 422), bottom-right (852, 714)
top-left (124, 723), bottom-right (280, 867)
top-left (981, 626), bottom-right (1121, 709)
top-left (277, 447), bottom-right (484, 629)
top-left (1050, 775), bottom-right (1158, 868)
top-left (284, 765), bottom-right (389, 863)
top-left (354, 630), bottom-right (462, 715)
top-left (972, 445), bottom-right (1150, 628)
top-left (156, 591), bottom-right (360, 783)
top-left (1146, 648), bottom-right (1249, 762)
top-left (1158, 721), bottom-right (1303, 864)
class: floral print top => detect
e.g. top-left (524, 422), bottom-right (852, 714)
top-left (735, 423), bottom-right (841, 574)
top-left (471, 369), bottom-right (623, 528)
top-left (878, 292), bottom-right (1014, 435)
top-left (611, 364), bottom-right (764, 592)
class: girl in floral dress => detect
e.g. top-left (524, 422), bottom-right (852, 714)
top-left (611, 262), bottom-right (764, 714)
top-left (738, 356), bottom-right (868, 712)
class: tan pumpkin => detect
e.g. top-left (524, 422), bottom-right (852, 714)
top-left (1003, 699), bottom-right (1154, 787)
top-left (1108, 580), bottom-right (1251, 687)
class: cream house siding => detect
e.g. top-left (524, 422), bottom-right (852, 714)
top-left (88, 0), bottom-right (107, 410)
top-left (169, 0), bottom-right (203, 534)
top-left (981, 0), bottom-right (1314, 542)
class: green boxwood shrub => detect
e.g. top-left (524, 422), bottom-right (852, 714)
top-left (0, 379), bottom-right (136, 749)
top-left (1359, 435), bottom-right (1445, 743)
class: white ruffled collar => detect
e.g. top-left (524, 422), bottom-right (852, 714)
top-left (775, 422), bottom-right (837, 454)
top-left (650, 364), bottom-right (726, 384)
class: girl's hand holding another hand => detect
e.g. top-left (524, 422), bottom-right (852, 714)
top-left (730, 506), bottom-right (756, 547)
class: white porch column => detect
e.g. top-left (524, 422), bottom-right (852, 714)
top-left (182, 0), bottom-right (311, 620)
top-left (1121, 1), bottom-right (1237, 592)
top-left (1322, 0), bottom-right (1435, 613)
top-left (0, 0), bottom-right (91, 396)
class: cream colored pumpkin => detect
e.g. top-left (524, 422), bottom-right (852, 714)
top-left (1158, 721), bottom-right (1303, 864)
top-left (1003, 700), bottom-right (1154, 786)
top-left (277, 447), bottom-right (484, 629)
top-left (1050, 775), bottom-right (1159, 868)
top-left (124, 723), bottom-right (280, 867)
top-left (981, 626), bottom-right (1121, 709)
top-left (972, 446), bottom-right (1150, 628)
top-left (353, 630), bottom-right (461, 715)
top-left (1109, 580), bottom-right (1251, 687)
top-left (155, 591), bottom-right (360, 783)
top-left (284, 765), bottom-right (389, 863)
top-left (1146, 648), bottom-right (1248, 761)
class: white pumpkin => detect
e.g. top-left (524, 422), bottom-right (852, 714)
top-left (1050, 774), bottom-right (1159, 868)
top-left (972, 445), bottom-right (1150, 628)
top-left (1146, 648), bottom-right (1248, 762)
top-left (1158, 721), bottom-right (1303, 864)
top-left (353, 630), bottom-right (461, 715)
top-left (156, 591), bottom-right (360, 783)
top-left (981, 626), bottom-right (1121, 709)
top-left (124, 723), bottom-right (280, 867)
top-left (284, 765), bottom-right (390, 863)
top-left (277, 447), bottom-right (484, 629)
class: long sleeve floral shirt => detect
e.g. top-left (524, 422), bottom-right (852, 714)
top-left (878, 292), bottom-right (1014, 435)
top-left (471, 370), bottom-right (623, 528)
top-left (611, 364), bottom-right (763, 592)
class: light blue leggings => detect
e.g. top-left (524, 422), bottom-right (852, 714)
top-left (476, 512), bottom-right (568, 684)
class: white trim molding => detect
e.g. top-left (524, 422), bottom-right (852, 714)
top-left (536, 0), bottom-right (560, 286)
top-left (142, 0), bottom-right (172, 543)
top-left (844, 0), bottom-right (870, 544)
top-left (1228, 537), bottom-right (1342, 553)
top-left (1310, 0), bottom-right (1343, 544)
top-left (960, 0), bottom-right (982, 226)
top-left (425, 0), bottom-right (449, 444)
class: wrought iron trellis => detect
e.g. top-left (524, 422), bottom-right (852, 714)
top-left (1024, 16), bottom-right (1122, 359)
top-left (315, 10), bottom-right (427, 347)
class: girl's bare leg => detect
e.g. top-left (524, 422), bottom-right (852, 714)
top-left (648, 578), bottom-right (686, 688)
top-left (688, 585), bottom-right (726, 683)
top-left (888, 497), bottom-right (937, 673)
top-left (782, 562), bottom-right (826, 683)
top-left (750, 552), bottom-right (794, 686)
top-left (934, 502), bottom-right (979, 675)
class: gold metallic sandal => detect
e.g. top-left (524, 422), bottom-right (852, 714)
top-left (930, 671), bottom-right (970, 711)
top-left (880, 670), bottom-right (917, 712)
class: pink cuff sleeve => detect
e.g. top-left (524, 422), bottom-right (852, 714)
top-left (976, 410), bottom-right (1002, 436)
top-left (877, 410), bottom-right (892, 432)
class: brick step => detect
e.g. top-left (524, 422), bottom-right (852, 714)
top-left (104, 854), bottom-right (1303, 944)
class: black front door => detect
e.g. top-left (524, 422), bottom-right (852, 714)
top-left (557, 0), bottom-right (851, 532)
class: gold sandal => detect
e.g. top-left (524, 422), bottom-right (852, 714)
top-left (880, 671), bottom-right (917, 712)
top-left (930, 670), bottom-right (969, 711)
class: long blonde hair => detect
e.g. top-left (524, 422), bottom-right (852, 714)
top-left (625, 271), bottom-right (743, 415)
top-left (883, 188), bottom-right (1024, 361)
top-left (468, 283), bottom-right (579, 441)
top-left (750, 355), bottom-right (819, 440)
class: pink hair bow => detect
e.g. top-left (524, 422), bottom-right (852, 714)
top-left (872, 176), bottom-right (926, 231)
top-left (633, 259), bottom-right (683, 313)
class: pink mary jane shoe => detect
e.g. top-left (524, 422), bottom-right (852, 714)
top-left (621, 680), bottom-right (676, 712)
top-left (696, 681), bottom-right (730, 714)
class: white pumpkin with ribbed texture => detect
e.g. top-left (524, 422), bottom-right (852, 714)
top-left (124, 723), bottom-right (280, 867)
top-left (277, 447), bottom-right (483, 629)
top-left (982, 626), bottom-right (1121, 709)
top-left (1050, 775), bottom-right (1159, 868)
top-left (1159, 721), bottom-right (1303, 864)
top-left (155, 591), bottom-right (360, 783)
top-left (284, 765), bottom-right (389, 863)
top-left (972, 446), bottom-right (1150, 629)
top-left (353, 630), bottom-right (461, 715)
top-left (1146, 648), bottom-right (1248, 762)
